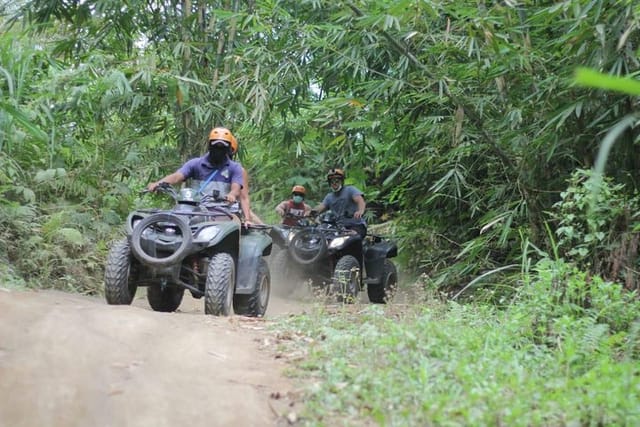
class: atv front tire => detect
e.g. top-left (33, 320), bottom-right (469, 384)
top-left (367, 259), bottom-right (398, 304)
top-left (147, 286), bottom-right (185, 312)
top-left (233, 258), bottom-right (270, 317)
top-left (204, 252), bottom-right (235, 316)
top-left (104, 239), bottom-right (137, 305)
top-left (331, 255), bottom-right (360, 303)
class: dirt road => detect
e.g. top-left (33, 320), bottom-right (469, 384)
top-left (0, 288), bottom-right (306, 427)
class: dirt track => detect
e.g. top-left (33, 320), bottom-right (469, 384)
top-left (0, 288), bottom-right (305, 427)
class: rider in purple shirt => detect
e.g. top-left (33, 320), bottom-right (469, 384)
top-left (147, 127), bottom-right (249, 220)
top-left (176, 154), bottom-right (244, 188)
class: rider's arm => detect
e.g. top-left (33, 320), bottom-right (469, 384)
top-left (239, 168), bottom-right (252, 221)
top-left (352, 194), bottom-right (366, 219)
top-left (312, 202), bottom-right (327, 214)
top-left (275, 201), bottom-right (288, 217)
top-left (228, 181), bottom-right (242, 205)
top-left (147, 171), bottom-right (186, 191)
top-left (227, 164), bottom-right (246, 216)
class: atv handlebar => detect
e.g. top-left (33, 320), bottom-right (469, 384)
top-left (142, 184), bottom-right (235, 204)
top-left (140, 184), bottom-right (238, 219)
top-left (140, 181), bottom-right (175, 196)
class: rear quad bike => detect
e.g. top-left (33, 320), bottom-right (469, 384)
top-left (104, 182), bottom-right (273, 316)
top-left (269, 212), bottom-right (398, 303)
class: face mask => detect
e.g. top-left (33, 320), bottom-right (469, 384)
top-left (329, 178), bottom-right (343, 193)
top-left (330, 181), bottom-right (343, 193)
top-left (292, 195), bottom-right (304, 204)
top-left (208, 148), bottom-right (227, 165)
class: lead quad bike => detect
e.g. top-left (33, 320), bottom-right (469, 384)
top-left (104, 182), bottom-right (273, 316)
top-left (270, 212), bottom-right (398, 303)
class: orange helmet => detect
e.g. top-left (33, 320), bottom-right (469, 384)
top-left (291, 185), bottom-right (306, 195)
top-left (326, 168), bottom-right (345, 182)
top-left (208, 127), bottom-right (238, 154)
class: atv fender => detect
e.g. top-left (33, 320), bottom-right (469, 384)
top-left (364, 240), bottom-right (398, 282)
top-left (269, 226), bottom-right (290, 249)
top-left (235, 231), bottom-right (273, 294)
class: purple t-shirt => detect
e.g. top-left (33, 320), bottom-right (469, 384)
top-left (177, 154), bottom-right (244, 188)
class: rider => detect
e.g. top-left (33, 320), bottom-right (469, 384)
top-left (147, 127), bottom-right (251, 220)
top-left (312, 168), bottom-right (367, 237)
top-left (275, 185), bottom-right (312, 226)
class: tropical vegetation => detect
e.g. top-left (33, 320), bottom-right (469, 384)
top-left (1, 0), bottom-right (639, 424)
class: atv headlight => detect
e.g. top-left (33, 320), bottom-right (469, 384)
top-left (197, 226), bottom-right (220, 241)
top-left (329, 236), bottom-right (348, 249)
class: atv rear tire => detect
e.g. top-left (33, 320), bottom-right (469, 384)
top-left (233, 258), bottom-right (270, 317)
top-left (204, 252), bottom-right (235, 316)
top-left (130, 213), bottom-right (193, 267)
top-left (147, 286), bottom-right (185, 312)
top-left (104, 239), bottom-right (137, 305)
top-left (331, 255), bottom-right (360, 304)
top-left (367, 259), bottom-right (398, 304)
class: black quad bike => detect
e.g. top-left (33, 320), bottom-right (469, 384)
top-left (104, 182), bottom-right (273, 316)
top-left (269, 212), bottom-right (398, 303)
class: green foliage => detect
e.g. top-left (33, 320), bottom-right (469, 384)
top-left (275, 255), bottom-right (640, 425)
top-left (552, 169), bottom-right (640, 289)
top-left (1, 3), bottom-right (640, 422)
top-left (512, 258), bottom-right (640, 337)
top-left (275, 290), bottom-right (640, 426)
top-left (0, 201), bottom-right (105, 293)
top-left (575, 68), bottom-right (640, 96)
top-left (2, 0), bottom-right (640, 295)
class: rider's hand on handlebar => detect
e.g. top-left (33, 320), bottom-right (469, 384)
top-left (225, 194), bottom-right (237, 203)
top-left (147, 181), bottom-right (170, 192)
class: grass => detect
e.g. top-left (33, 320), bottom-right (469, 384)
top-left (0, 259), bottom-right (28, 290)
top-left (272, 267), bottom-right (640, 426)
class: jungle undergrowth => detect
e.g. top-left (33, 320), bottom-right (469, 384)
top-left (272, 259), bottom-right (640, 427)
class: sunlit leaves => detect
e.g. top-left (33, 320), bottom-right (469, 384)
top-left (575, 67), bottom-right (640, 96)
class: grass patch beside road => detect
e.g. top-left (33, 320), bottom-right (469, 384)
top-left (274, 285), bottom-right (640, 426)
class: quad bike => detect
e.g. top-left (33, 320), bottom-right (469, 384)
top-left (104, 182), bottom-right (273, 316)
top-left (270, 212), bottom-right (398, 303)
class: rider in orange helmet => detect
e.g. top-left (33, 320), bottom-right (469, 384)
top-left (275, 185), bottom-right (312, 226)
top-left (147, 127), bottom-right (249, 220)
